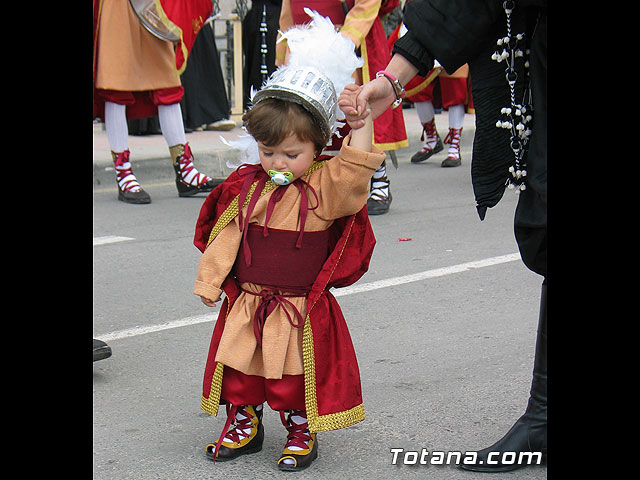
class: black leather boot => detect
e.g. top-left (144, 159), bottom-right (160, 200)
top-left (461, 281), bottom-right (547, 472)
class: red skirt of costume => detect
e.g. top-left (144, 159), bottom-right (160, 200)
top-left (194, 160), bottom-right (375, 432)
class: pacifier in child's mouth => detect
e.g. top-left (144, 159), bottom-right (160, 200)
top-left (268, 170), bottom-right (294, 186)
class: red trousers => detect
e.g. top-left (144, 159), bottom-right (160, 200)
top-left (95, 86), bottom-right (184, 120)
top-left (408, 77), bottom-right (468, 108)
top-left (96, 86), bottom-right (184, 106)
top-left (220, 366), bottom-right (306, 411)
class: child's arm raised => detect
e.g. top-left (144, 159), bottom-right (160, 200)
top-left (338, 83), bottom-right (373, 152)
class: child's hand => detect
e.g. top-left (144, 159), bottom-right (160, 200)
top-left (338, 83), bottom-right (370, 130)
top-left (339, 83), bottom-right (373, 152)
top-left (200, 296), bottom-right (217, 308)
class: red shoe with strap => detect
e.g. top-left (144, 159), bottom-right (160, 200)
top-left (277, 410), bottom-right (318, 471)
top-left (170, 143), bottom-right (221, 197)
top-left (205, 404), bottom-right (264, 463)
top-left (411, 119), bottom-right (444, 163)
top-left (111, 150), bottom-right (151, 204)
top-left (441, 127), bottom-right (463, 167)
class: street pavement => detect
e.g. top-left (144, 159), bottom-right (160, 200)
top-left (93, 107), bottom-right (547, 479)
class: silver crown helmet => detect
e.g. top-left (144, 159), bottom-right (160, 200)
top-left (252, 65), bottom-right (338, 143)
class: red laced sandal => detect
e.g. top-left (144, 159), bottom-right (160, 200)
top-left (111, 150), bottom-right (151, 204)
top-left (170, 143), bottom-right (221, 197)
top-left (205, 404), bottom-right (264, 462)
top-left (277, 410), bottom-right (318, 471)
top-left (441, 127), bottom-right (463, 167)
top-left (411, 119), bottom-right (444, 163)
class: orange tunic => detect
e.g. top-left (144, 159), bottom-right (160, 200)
top-left (95, 0), bottom-right (180, 92)
top-left (194, 135), bottom-right (385, 379)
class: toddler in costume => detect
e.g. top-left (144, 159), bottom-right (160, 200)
top-left (192, 9), bottom-right (385, 471)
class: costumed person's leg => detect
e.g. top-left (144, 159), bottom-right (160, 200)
top-left (441, 104), bottom-right (465, 167)
top-left (461, 279), bottom-right (547, 472)
top-left (410, 100), bottom-right (444, 163)
top-left (157, 102), bottom-right (218, 197)
top-left (205, 367), bottom-right (266, 462)
top-left (264, 375), bottom-right (318, 471)
top-left (439, 75), bottom-right (468, 167)
top-left (105, 101), bottom-right (151, 204)
top-left (367, 160), bottom-right (392, 215)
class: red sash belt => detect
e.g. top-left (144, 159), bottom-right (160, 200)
top-left (242, 287), bottom-right (306, 347)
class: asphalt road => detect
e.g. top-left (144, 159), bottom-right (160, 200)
top-left (93, 115), bottom-right (547, 479)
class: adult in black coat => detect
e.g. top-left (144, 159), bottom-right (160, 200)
top-left (339, 0), bottom-right (547, 472)
top-left (180, 20), bottom-right (233, 131)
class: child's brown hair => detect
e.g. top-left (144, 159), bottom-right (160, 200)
top-left (242, 98), bottom-right (327, 152)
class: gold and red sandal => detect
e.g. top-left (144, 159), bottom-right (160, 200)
top-left (205, 404), bottom-right (264, 462)
top-left (277, 410), bottom-right (318, 471)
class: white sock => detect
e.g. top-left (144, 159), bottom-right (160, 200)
top-left (104, 102), bottom-right (129, 152)
top-left (448, 104), bottom-right (465, 129)
top-left (158, 103), bottom-right (186, 147)
top-left (415, 101), bottom-right (435, 124)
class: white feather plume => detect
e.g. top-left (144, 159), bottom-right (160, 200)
top-left (277, 8), bottom-right (363, 120)
top-left (220, 131), bottom-right (261, 169)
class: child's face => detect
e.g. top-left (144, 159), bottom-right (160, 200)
top-left (258, 133), bottom-right (316, 182)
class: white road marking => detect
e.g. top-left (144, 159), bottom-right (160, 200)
top-left (333, 253), bottom-right (521, 297)
top-left (94, 235), bottom-right (135, 246)
top-left (94, 253), bottom-right (521, 341)
top-left (98, 313), bottom-right (219, 342)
